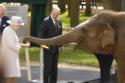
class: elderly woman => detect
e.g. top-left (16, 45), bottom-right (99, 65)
top-left (2, 16), bottom-right (24, 83)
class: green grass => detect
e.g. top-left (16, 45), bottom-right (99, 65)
top-left (60, 11), bottom-right (91, 28)
top-left (60, 12), bottom-right (70, 30)
top-left (79, 14), bottom-right (91, 23)
top-left (59, 45), bottom-right (98, 67)
top-left (19, 47), bottom-right (40, 63)
top-left (19, 46), bottom-right (98, 67)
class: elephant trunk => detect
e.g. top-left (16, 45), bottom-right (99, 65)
top-left (26, 29), bottom-right (80, 46)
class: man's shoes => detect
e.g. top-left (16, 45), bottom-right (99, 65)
top-left (68, 81), bottom-right (74, 83)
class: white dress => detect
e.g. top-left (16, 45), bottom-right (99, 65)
top-left (2, 26), bottom-right (21, 77)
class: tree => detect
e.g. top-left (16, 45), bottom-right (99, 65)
top-left (68, 0), bottom-right (80, 27)
top-left (58, 0), bottom-right (66, 13)
top-left (102, 0), bottom-right (121, 11)
top-left (67, 0), bottom-right (71, 17)
top-left (47, 0), bottom-right (52, 15)
top-left (85, 0), bottom-right (92, 15)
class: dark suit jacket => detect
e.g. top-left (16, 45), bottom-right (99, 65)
top-left (38, 16), bottom-right (62, 53)
top-left (0, 16), bottom-right (9, 34)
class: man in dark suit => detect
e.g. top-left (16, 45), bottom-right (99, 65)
top-left (0, 4), bottom-right (9, 35)
top-left (38, 6), bottom-right (63, 83)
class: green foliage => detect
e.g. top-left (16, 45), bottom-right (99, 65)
top-left (19, 46), bottom-right (98, 67)
top-left (59, 45), bottom-right (98, 67)
top-left (60, 12), bottom-right (70, 28)
top-left (19, 47), bottom-right (40, 62)
top-left (79, 14), bottom-right (91, 23)
top-left (60, 11), bottom-right (90, 28)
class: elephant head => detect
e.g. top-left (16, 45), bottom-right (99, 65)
top-left (24, 10), bottom-right (115, 53)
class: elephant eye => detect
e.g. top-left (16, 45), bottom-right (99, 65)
top-left (88, 32), bottom-right (96, 38)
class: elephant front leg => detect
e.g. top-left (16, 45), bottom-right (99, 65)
top-left (115, 51), bottom-right (125, 83)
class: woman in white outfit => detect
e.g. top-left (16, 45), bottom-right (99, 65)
top-left (2, 16), bottom-right (24, 83)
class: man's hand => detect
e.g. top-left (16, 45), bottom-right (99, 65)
top-left (59, 47), bottom-right (64, 53)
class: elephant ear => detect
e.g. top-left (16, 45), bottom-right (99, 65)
top-left (101, 24), bottom-right (115, 48)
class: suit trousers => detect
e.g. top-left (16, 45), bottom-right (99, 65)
top-left (94, 53), bottom-right (114, 83)
top-left (43, 50), bottom-right (59, 83)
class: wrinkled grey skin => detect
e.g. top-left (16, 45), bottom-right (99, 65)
top-left (24, 10), bottom-right (125, 83)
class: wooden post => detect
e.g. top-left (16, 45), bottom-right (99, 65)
top-left (40, 45), bottom-right (49, 81)
top-left (40, 47), bottom-right (43, 81)
top-left (21, 43), bottom-right (31, 81)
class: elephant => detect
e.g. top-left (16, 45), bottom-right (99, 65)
top-left (23, 10), bottom-right (125, 83)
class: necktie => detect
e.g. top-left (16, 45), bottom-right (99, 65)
top-left (54, 20), bottom-right (58, 32)
top-left (54, 20), bottom-right (57, 26)
top-left (0, 18), bottom-right (1, 27)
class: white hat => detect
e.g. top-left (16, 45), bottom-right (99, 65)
top-left (7, 16), bottom-right (24, 25)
